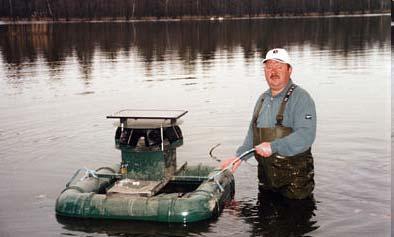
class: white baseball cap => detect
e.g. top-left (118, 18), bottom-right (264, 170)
top-left (262, 48), bottom-right (292, 68)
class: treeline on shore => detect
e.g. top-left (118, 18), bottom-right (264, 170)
top-left (0, 0), bottom-right (390, 20)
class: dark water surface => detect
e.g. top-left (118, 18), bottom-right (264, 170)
top-left (0, 16), bottom-right (390, 237)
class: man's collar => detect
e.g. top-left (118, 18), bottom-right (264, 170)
top-left (264, 79), bottom-right (293, 98)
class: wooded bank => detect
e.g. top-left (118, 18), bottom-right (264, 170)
top-left (0, 0), bottom-right (390, 21)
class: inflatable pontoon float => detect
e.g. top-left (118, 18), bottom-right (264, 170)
top-left (55, 110), bottom-right (235, 223)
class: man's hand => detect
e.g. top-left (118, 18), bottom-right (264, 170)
top-left (219, 156), bottom-right (241, 173)
top-left (255, 142), bottom-right (272, 157)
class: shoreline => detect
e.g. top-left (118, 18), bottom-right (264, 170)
top-left (0, 12), bottom-right (390, 24)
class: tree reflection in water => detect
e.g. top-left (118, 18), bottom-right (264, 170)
top-left (0, 16), bottom-right (389, 81)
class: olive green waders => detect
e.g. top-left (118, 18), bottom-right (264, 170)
top-left (253, 84), bottom-right (314, 199)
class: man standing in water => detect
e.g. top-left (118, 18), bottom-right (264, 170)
top-left (222, 48), bottom-right (316, 199)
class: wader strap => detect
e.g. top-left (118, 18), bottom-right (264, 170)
top-left (276, 84), bottom-right (297, 126)
top-left (252, 96), bottom-right (265, 127)
top-left (252, 84), bottom-right (297, 127)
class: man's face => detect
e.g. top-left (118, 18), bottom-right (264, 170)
top-left (264, 60), bottom-right (292, 93)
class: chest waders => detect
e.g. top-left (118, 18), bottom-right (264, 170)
top-left (253, 84), bottom-right (314, 199)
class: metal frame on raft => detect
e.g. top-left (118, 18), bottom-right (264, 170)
top-left (55, 109), bottom-right (235, 223)
top-left (107, 109), bottom-right (188, 151)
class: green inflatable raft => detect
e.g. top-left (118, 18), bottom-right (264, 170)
top-left (55, 110), bottom-right (235, 223)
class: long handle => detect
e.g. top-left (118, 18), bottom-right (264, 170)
top-left (238, 148), bottom-right (256, 161)
top-left (225, 148), bottom-right (255, 168)
top-left (208, 148), bottom-right (255, 180)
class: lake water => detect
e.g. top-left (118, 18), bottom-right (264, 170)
top-left (0, 16), bottom-right (391, 237)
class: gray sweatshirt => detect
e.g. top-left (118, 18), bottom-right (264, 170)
top-left (236, 80), bottom-right (316, 158)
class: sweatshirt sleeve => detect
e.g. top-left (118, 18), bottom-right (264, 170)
top-left (235, 94), bottom-right (265, 159)
top-left (235, 121), bottom-right (254, 158)
top-left (270, 91), bottom-right (316, 156)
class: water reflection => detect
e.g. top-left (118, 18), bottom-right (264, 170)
top-left (0, 16), bottom-right (389, 81)
top-left (56, 215), bottom-right (212, 236)
top-left (239, 191), bottom-right (317, 236)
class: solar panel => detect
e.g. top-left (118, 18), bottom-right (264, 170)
top-left (107, 109), bottom-right (187, 120)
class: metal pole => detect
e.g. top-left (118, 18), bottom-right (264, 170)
top-left (160, 124), bottom-right (164, 151)
top-left (8, 0), bottom-right (13, 19)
